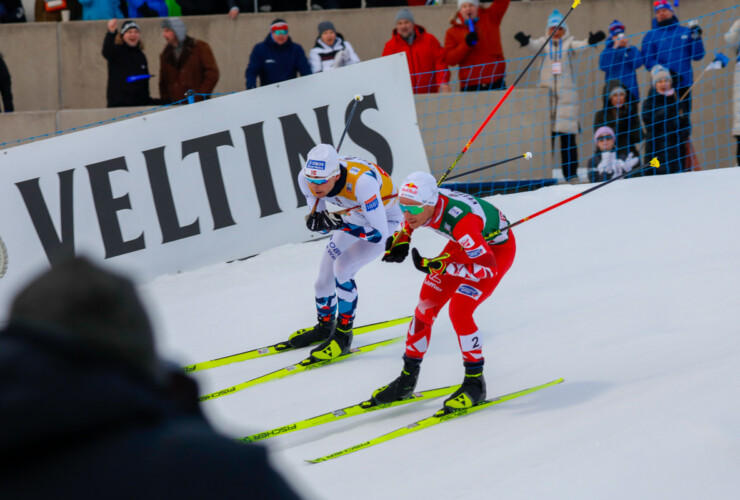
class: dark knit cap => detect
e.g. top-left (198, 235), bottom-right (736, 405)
top-left (9, 257), bottom-right (159, 382)
top-left (121, 19), bottom-right (140, 35)
top-left (318, 20), bottom-right (335, 35)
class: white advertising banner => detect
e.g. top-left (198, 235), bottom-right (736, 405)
top-left (0, 53), bottom-right (429, 319)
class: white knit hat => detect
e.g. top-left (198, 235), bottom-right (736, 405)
top-left (304, 144), bottom-right (340, 178)
top-left (458, 0), bottom-right (479, 8)
top-left (399, 171), bottom-right (439, 206)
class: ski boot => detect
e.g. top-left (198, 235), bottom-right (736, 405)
top-left (369, 356), bottom-right (422, 406)
top-left (308, 317), bottom-right (353, 361)
top-left (441, 362), bottom-right (486, 414)
top-left (287, 318), bottom-right (336, 348)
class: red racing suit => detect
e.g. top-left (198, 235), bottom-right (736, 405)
top-left (400, 189), bottom-right (516, 364)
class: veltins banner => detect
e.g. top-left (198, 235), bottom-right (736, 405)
top-left (0, 53), bottom-right (429, 319)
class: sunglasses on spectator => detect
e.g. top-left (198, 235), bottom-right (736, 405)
top-left (597, 135), bottom-right (615, 141)
top-left (399, 204), bottom-right (425, 215)
top-left (306, 176), bottom-right (330, 185)
top-left (273, 29), bottom-right (288, 36)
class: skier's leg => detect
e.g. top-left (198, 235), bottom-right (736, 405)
top-left (310, 235), bottom-right (384, 360)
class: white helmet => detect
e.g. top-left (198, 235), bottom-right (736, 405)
top-left (304, 144), bottom-right (340, 179)
top-left (399, 171), bottom-right (439, 206)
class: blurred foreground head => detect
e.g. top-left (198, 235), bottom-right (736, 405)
top-left (9, 257), bottom-right (158, 382)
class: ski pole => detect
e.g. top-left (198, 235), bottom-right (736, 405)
top-left (311, 94), bottom-right (364, 214)
top-left (483, 157), bottom-right (659, 240)
top-left (437, 0), bottom-right (583, 185)
top-left (443, 152), bottom-right (533, 182)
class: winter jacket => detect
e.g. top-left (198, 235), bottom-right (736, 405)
top-left (159, 36), bottom-right (219, 104)
top-left (642, 87), bottom-right (690, 175)
top-left (593, 79), bottom-right (642, 157)
top-left (724, 19), bottom-right (740, 136)
top-left (444, 0), bottom-right (510, 89)
top-left (308, 33), bottom-right (360, 74)
top-left (102, 31), bottom-right (154, 107)
top-left (35, 0), bottom-right (82, 22)
top-left (79, 0), bottom-right (123, 20)
top-left (526, 26), bottom-right (589, 135)
top-left (246, 34), bottom-right (311, 90)
top-left (641, 15), bottom-right (705, 90)
top-left (0, 55), bottom-right (12, 112)
top-left (0, 0), bottom-right (26, 22)
top-left (599, 41), bottom-right (643, 100)
top-left (127, 0), bottom-right (168, 17)
top-left (382, 24), bottom-right (449, 94)
top-left (0, 324), bottom-right (301, 499)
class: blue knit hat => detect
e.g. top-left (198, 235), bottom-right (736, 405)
top-left (547, 9), bottom-right (566, 30)
top-left (653, 1), bottom-right (674, 14)
top-left (609, 20), bottom-right (625, 37)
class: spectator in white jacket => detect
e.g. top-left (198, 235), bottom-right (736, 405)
top-left (309, 20), bottom-right (360, 74)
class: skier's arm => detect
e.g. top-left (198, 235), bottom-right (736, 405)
top-left (446, 214), bottom-right (497, 280)
top-left (340, 174), bottom-right (387, 244)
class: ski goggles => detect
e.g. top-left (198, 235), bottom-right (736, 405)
top-left (272, 29), bottom-right (288, 36)
top-left (399, 203), bottom-right (425, 215)
top-left (306, 176), bottom-right (330, 185)
top-left (596, 135), bottom-right (615, 141)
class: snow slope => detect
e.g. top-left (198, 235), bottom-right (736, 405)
top-left (144, 168), bottom-right (740, 500)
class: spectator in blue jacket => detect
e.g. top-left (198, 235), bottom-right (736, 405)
top-left (641, 0), bottom-right (704, 114)
top-left (127, 0), bottom-right (168, 17)
top-left (79, 0), bottom-right (123, 20)
top-left (246, 19), bottom-right (312, 90)
top-left (599, 20), bottom-right (642, 104)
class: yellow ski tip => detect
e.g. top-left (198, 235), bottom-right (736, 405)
top-left (649, 157), bottom-right (660, 169)
top-left (571, 0), bottom-right (581, 8)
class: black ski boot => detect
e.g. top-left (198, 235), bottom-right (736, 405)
top-left (370, 356), bottom-right (422, 405)
top-left (287, 318), bottom-right (335, 348)
top-left (309, 318), bottom-right (353, 361)
top-left (442, 362), bottom-right (486, 413)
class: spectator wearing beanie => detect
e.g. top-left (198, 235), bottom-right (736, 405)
top-left (599, 19), bottom-right (643, 103)
top-left (641, 0), bottom-right (704, 115)
top-left (444, 0), bottom-right (511, 91)
top-left (588, 125), bottom-right (640, 183)
top-left (246, 18), bottom-right (312, 90)
top-left (382, 8), bottom-right (450, 94)
top-left (102, 19), bottom-right (158, 108)
top-left (593, 79), bottom-right (642, 158)
top-left (309, 20), bottom-right (361, 74)
top-left (159, 17), bottom-right (220, 104)
top-left (642, 65), bottom-right (689, 175)
top-left (514, 9), bottom-right (606, 182)
top-left (0, 257), bottom-right (302, 498)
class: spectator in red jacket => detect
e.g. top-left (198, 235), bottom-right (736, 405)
top-left (382, 8), bottom-right (450, 94)
top-left (445, 0), bottom-right (510, 91)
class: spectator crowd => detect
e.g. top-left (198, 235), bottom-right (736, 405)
top-left (1, 0), bottom-right (736, 176)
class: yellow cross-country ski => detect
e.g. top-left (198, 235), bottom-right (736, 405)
top-left (183, 316), bottom-right (412, 373)
top-left (307, 378), bottom-right (564, 463)
top-left (239, 385), bottom-right (459, 443)
top-left (198, 336), bottom-right (405, 402)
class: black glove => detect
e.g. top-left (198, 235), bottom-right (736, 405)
top-left (689, 23), bottom-right (703, 37)
top-left (305, 210), bottom-right (343, 232)
top-left (514, 31), bottom-right (531, 48)
top-left (588, 30), bottom-right (607, 46)
top-left (411, 248), bottom-right (448, 275)
top-left (382, 233), bottom-right (410, 263)
top-left (465, 31), bottom-right (479, 47)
